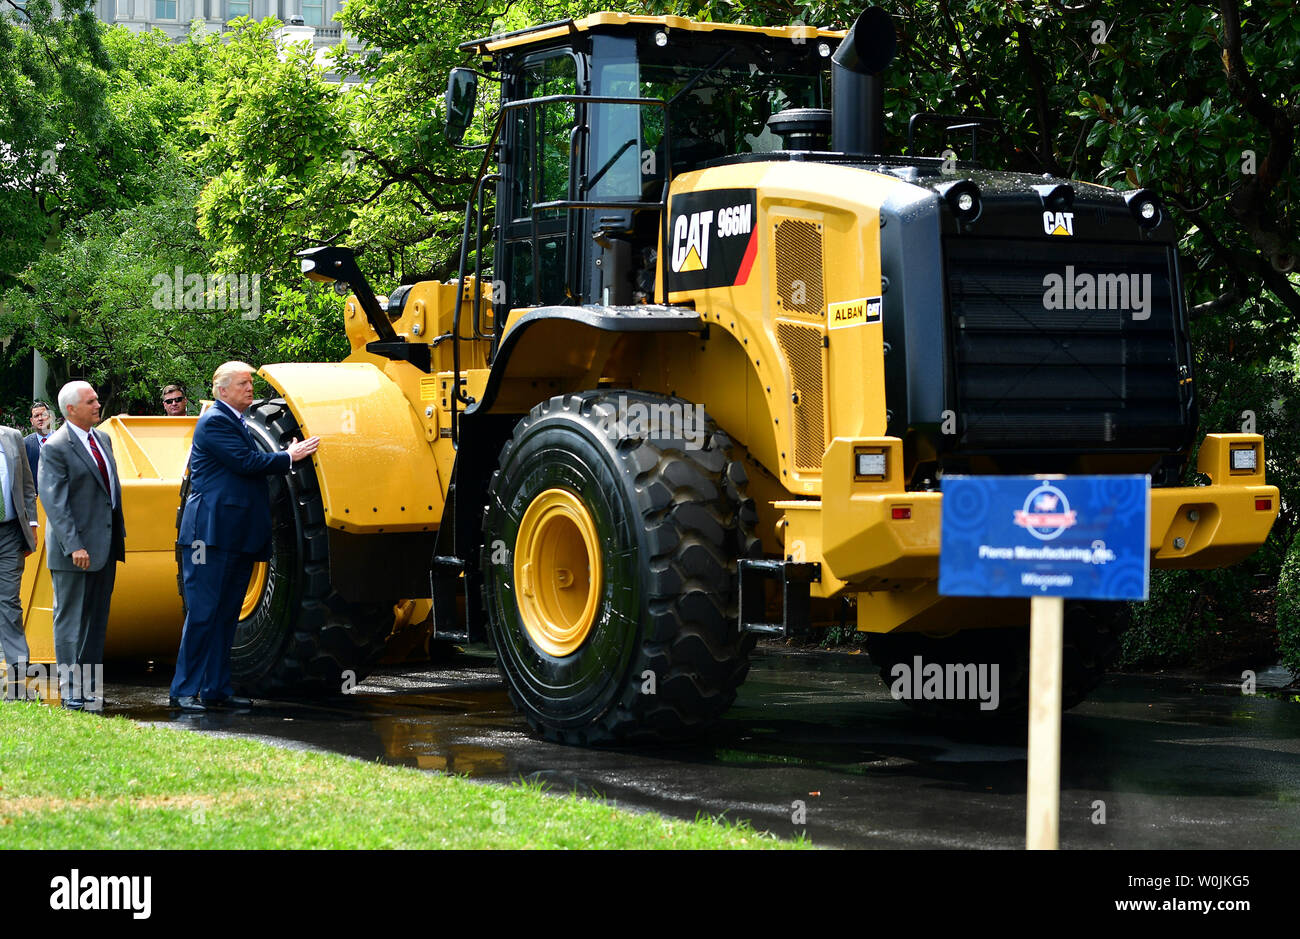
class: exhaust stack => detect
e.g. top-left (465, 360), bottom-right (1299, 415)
top-left (831, 7), bottom-right (898, 156)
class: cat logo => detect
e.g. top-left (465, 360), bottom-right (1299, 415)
top-left (672, 210), bottom-right (714, 272)
top-left (1043, 210), bottom-right (1075, 236)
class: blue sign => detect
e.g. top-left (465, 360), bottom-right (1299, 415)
top-left (939, 475), bottom-right (1150, 601)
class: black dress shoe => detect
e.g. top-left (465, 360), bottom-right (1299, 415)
top-left (201, 695), bottom-right (253, 709)
top-left (169, 695), bottom-right (206, 712)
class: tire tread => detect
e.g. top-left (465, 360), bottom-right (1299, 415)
top-left (482, 390), bottom-right (757, 745)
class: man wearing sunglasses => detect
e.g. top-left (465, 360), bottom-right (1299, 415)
top-left (161, 385), bottom-right (189, 417)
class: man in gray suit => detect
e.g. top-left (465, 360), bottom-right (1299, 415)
top-left (38, 381), bottom-right (126, 711)
top-left (0, 424), bottom-right (38, 700)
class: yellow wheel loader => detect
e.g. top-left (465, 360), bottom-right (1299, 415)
top-left (18, 7), bottom-right (1278, 742)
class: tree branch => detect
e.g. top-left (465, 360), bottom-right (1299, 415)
top-left (1218, 0), bottom-right (1297, 272)
top-left (936, 0), bottom-right (991, 113)
top-left (1190, 287), bottom-right (1244, 320)
top-left (1013, 9), bottom-right (1062, 176)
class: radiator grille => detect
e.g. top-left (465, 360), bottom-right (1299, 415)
top-left (774, 219), bottom-right (825, 316)
top-left (945, 239), bottom-right (1186, 451)
top-left (776, 320), bottom-right (827, 471)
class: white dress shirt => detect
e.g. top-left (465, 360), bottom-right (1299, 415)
top-left (0, 441), bottom-right (12, 522)
top-left (215, 399), bottom-right (246, 424)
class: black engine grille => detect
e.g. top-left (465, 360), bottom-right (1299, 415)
top-left (945, 238), bottom-right (1188, 452)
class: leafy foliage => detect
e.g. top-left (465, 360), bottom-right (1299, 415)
top-left (1278, 539), bottom-right (1300, 678)
top-left (195, 18), bottom-right (359, 291)
top-left (0, 0), bottom-right (112, 293)
top-left (1, 17), bottom-right (353, 411)
top-left (1, 155), bottom-right (263, 413)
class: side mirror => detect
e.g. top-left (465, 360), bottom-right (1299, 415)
top-left (445, 68), bottom-right (479, 144)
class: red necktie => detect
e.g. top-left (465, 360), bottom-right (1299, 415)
top-left (87, 431), bottom-right (111, 492)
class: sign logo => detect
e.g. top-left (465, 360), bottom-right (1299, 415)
top-left (1014, 483), bottom-right (1077, 541)
top-left (828, 296), bottom-right (882, 329)
top-left (1041, 266), bottom-right (1152, 320)
top-left (1042, 210), bottom-right (1074, 236)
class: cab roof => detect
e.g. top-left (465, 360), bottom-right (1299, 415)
top-left (459, 11), bottom-right (846, 56)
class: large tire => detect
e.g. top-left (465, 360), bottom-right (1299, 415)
top-left (480, 391), bottom-right (758, 745)
top-left (174, 398), bottom-right (396, 695)
top-left (864, 602), bottom-right (1125, 719)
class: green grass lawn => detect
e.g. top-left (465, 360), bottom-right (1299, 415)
top-left (0, 704), bottom-right (802, 849)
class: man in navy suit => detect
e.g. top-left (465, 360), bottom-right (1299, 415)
top-left (24, 401), bottom-right (55, 481)
top-left (169, 362), bottom-right (319, 712)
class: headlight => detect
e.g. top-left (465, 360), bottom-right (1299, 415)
top-left (938, 179), bottom-right (982, 223)
top-left (1124, 188), bottom-right (1163, 229)
top-left (856, 450), bottom-right (887, 477)
top-left (1230, 447), bottom-right (1257, 471)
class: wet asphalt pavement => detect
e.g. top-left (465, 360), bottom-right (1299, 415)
top-left (97, 647), bottom-right (1300, 849)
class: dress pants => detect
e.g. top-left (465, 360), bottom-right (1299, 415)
top-left (171, 545), bottom-right (255, 701)
top-left (0, 520), bottom-right (29, 697)
top-left (50, 563), bottom-right (116, 703)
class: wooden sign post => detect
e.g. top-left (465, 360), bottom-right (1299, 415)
top-left (939, 475), bottom-right (1150, 851)
top-left (1026, 594), bottom-right (1064, 849)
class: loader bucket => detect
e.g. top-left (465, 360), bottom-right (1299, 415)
top-left (14, 413), bottom-right (434, 678)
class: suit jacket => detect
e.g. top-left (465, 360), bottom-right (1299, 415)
top-left (178, 403), bottom-right (291, 560)
top-left (1, 427), bottom-right (37, 553)
top-left (38, 424), bottom-right (126, 572)
top-left (23, 432), bottom-right (43, 480)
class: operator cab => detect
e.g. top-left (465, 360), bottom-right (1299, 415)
top-left (450, 14), bottom-right (840, 317)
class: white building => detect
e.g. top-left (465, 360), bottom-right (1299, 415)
top-left (42, 0), bottom-right (352, 48)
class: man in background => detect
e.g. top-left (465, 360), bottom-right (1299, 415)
top-left (161, 385), bottom-right (189, 416)
top-left (24, 401), bottom-right (54, 480)
top-left (0, 422), bottom-right (38, 700)
top-left (170, 362), bottom-right (317, 711)
top-left (38, 382), bottom-right (126, 711)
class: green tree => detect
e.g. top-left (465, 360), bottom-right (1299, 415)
top-left (0, 0), bottom-right (113, 293)
top-left (195, 18), bottom-right (360, 288)
top-left (3, 17), bottom-right (358, 410)
top-left (1, 154), bottom-right (264, 413)
top-left (193, 7), bottom-right (504, 292)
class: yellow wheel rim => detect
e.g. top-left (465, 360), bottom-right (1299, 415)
top-left (240, 561), bottom-right (269, 620)
top-left (514, 488), bottom-right (602, 657)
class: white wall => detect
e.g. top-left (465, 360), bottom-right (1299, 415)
top-left (69, 0), bottom-right (348, 42)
